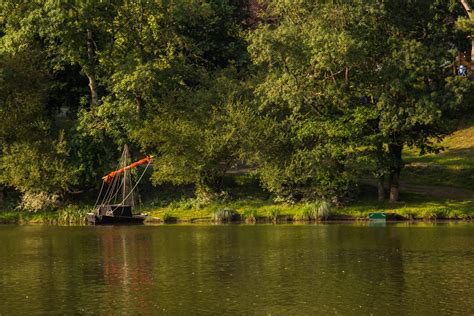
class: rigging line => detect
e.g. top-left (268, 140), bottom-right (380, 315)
top-left (102, 172), bottom-right (121, 207)
top-left (104, 175), bottom-right (123, 206)
top-left (103, 148), bottom-right (134, 207)
top-left (103, 148), bottom-right (128, 205)
top-left (110, 160), bottom-right (151, 214)
top-left (99, 149), bottom-right (127, 206)
top-left (101, 172), bottom-right (117, 205)
top-left (95, 148), bottom-right (134, 217)
top-left (93, 180), bottom-right (105, 210)
top-left (99, 176), bottom-right (113, 206)
top-left (108, 179), bottom-right (124, 206)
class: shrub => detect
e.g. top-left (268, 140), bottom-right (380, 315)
top-left (18, 191), bottom-right (60, 212)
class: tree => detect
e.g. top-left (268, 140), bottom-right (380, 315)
top-left (246, 1), bottom-right (368, 202)
top-left (0, 50), bottom-right (79, 209)
top-left (0, 1), bottom-right (116, 107)
top-left (80, 0), bottom-right (251, 199)
top-left (248, 0), bottom-right (471, 202)
top-left (367, 0), bottom-right (470, 201)
top-left (460, 0), bottom-right (474, 66)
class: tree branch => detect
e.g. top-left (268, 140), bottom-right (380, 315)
top-left (461, 0), bottom-right (472, 18)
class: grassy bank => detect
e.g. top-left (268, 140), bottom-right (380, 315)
top-left (0, 205), bottom-right (90, 225)
top-left (1, 196), bottom-right (471, 225)
top-left (140, 196), bottom-right (473, 223)
top-left (404, 122), bottom-right (474, 191)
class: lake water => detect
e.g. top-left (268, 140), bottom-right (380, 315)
top-left (0, 223), bottom-right (473, 314)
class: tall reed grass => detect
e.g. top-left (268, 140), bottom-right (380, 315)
top-left (211, 208), bottom-right (238, 223)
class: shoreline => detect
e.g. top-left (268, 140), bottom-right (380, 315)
top-left (1, 199), bottom-right (473, 225)
top-left (0, 215), bottom-right (472, 225)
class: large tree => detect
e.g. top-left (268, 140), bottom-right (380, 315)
top-left (0, 0), bottom-right (116, 107)
top-left (248, 0), bottom-right (471, 202)
top-left (80, 0), bottom-right (251, 199)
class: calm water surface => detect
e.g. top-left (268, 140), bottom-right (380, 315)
top-left (0, 223), bottom-right (473, 314)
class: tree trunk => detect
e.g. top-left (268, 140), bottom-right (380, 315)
top-left (461, 0), bottom-right (474, 68)
top-left (389, 171), bottom-right (400, 202)
top-left (388, 144), bottom-right (403, 202)
top-left (0, 186), bottom-right (4, 206)
top-left (377, 176), bottom-right (385, 201)
top-left (86, 28), bottom-right (99, 107)
top-left (136, 96), bottom-right (144, 114)
top-left (87, 74), bottom-right (99, 107)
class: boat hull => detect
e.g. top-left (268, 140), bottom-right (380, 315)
top-left (87, 213), bottom-right (147, 225)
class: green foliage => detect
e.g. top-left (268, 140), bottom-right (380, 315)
top-left (293, 206), bottom-right (315, 221)
top-left (0, 0), bottom-right (473, 214)
top-left (17, 191), bottom-right (60, 213)
top-left (246, 0), bottom-right (472, 202)
top-left (160, 211), bottom-right (174, 224)
top-left (0, 134), bottom-right (78, 195)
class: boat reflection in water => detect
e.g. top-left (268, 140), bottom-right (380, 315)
top-left (98, 228), bottom-right (155, 311)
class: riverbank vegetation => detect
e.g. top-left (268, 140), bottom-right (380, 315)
top-left (1, 1), bottom-right (474, 223)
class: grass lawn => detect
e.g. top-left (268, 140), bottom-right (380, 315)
top-left (403, 122), bottom-right (474, 190)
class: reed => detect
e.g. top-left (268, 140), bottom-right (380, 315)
top-left (293, 206), bottom-right (314, 221)
top-left (57, 205), bottom-right (88, 225)
top-left (316, 200), bottom-right (331, 220)
top-left (211, 208), bottom-right (238, 223)
top-left (266, 207), bottom-right (280, 223)
top-left (242, 208), bottom-right (258, 223)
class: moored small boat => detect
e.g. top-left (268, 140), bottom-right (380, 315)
top-left (87, 205), bottom-right (147, 225)
top-left (87, 145), bottom-right (152, 225)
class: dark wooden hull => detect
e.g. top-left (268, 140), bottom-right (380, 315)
top-left (87, 213), bottom-right (147, 225)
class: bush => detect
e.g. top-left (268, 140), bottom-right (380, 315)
top-left (292, 201), bottom-right (331, 221)
top-left (18, 191), bottom-right (60, 212)
top-left (308, 200), bottom-right (331, 221)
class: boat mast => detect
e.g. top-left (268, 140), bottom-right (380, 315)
top-left (123, 144), bottom-right (129, 206)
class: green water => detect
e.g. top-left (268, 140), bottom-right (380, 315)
top-left (0, 223), bottom-right (473, 314)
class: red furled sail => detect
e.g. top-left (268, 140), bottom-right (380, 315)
top-left (102, 156), bottom-right (152, 183)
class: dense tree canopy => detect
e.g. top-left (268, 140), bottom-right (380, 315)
top-left (0, 0), bottom-right (472, 210)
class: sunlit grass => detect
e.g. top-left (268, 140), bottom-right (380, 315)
top-left (1, 196), bottom-right (472, 224)
top-left (403, 123), bottom-right (474, 190)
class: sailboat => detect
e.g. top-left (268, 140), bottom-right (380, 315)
top-left (87, 145), bottom-right (152, 225)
